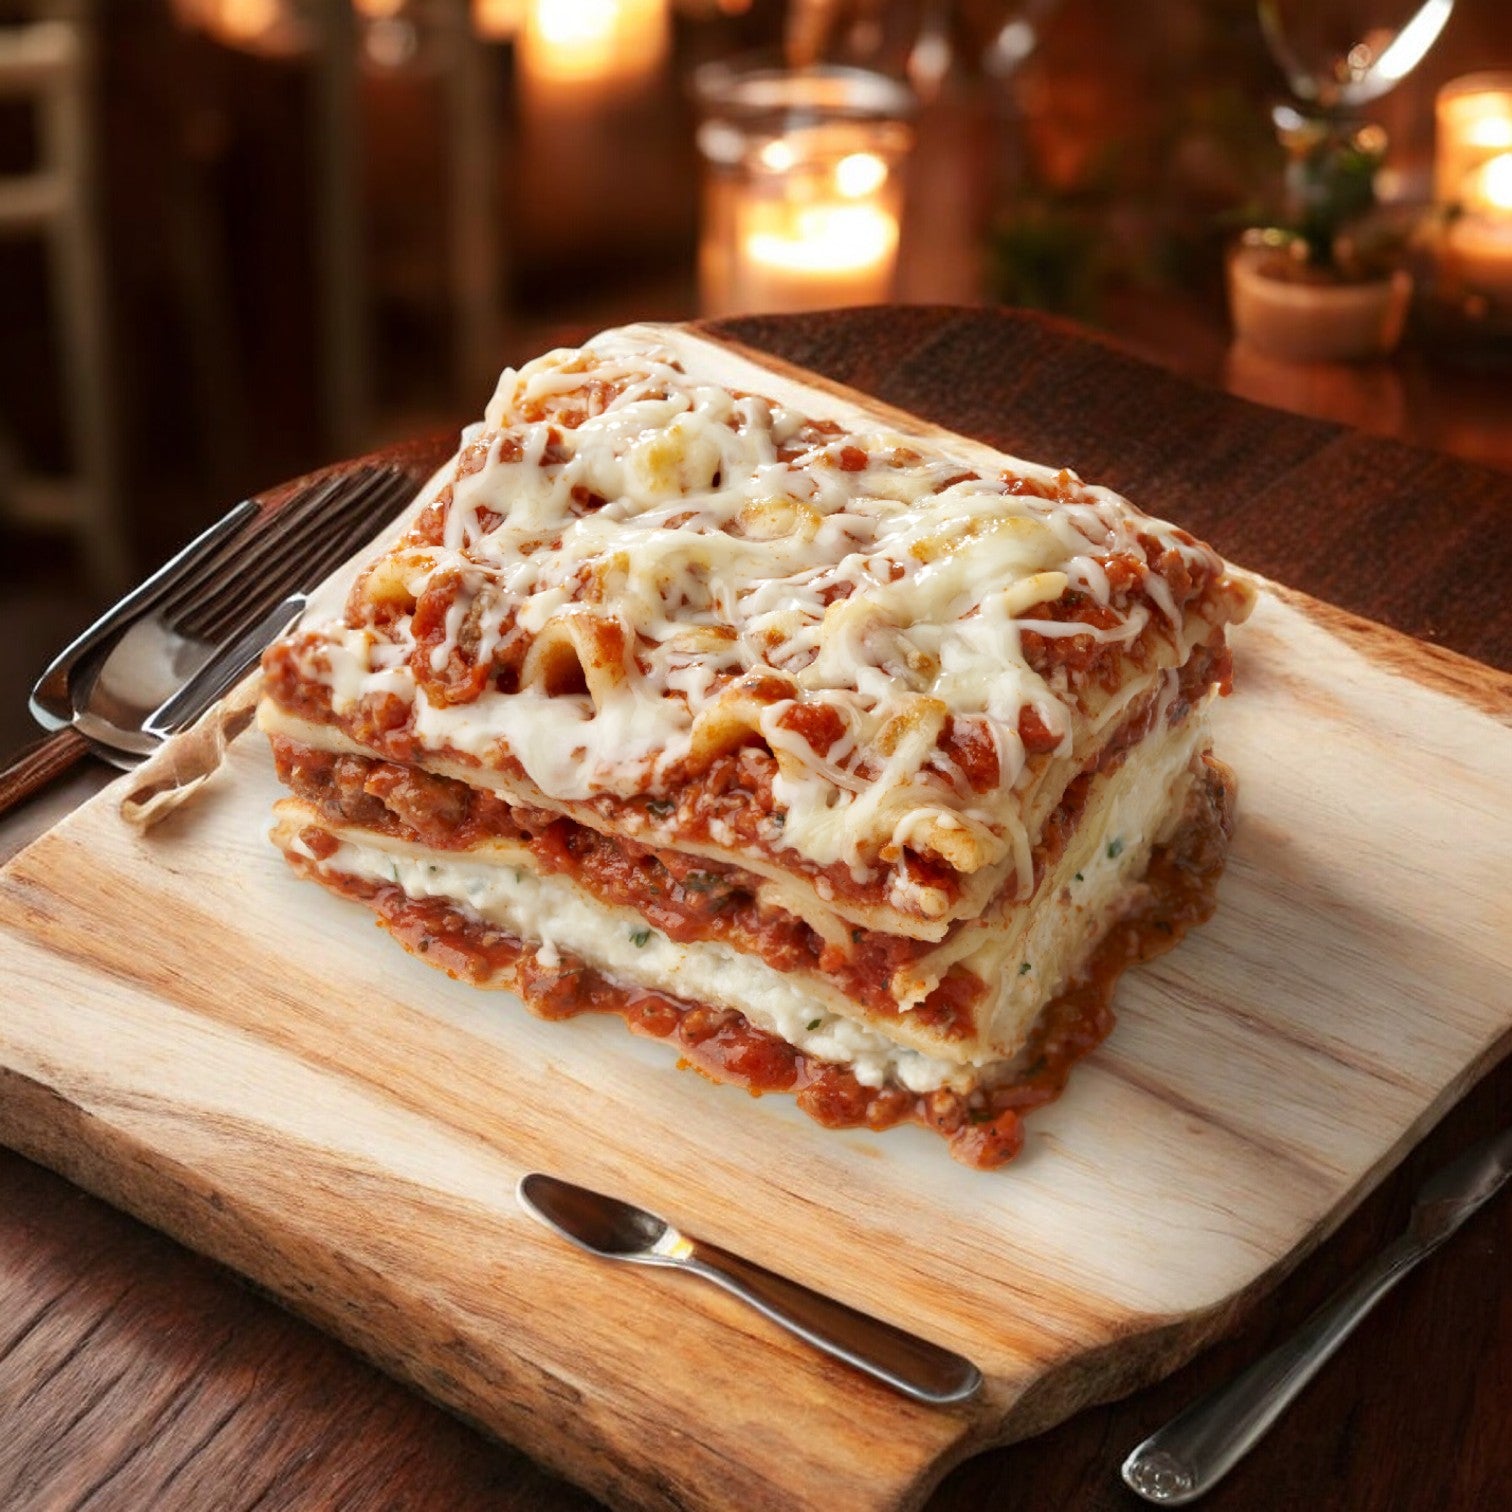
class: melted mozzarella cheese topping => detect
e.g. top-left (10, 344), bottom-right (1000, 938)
top-left (283, 326), bottom-right (1233, 891)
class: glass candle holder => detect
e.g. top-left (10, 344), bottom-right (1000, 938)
top-left (171, 0), bottom-right (313, 55)
top-left (695, 63), bottom-right (916, 318)
top-left (1436, 74), bottom-right (1512, 313)
top-left (519, 0), bottom-right (669, 109)
top-left (1436, 73), bottom-right (1512, 208)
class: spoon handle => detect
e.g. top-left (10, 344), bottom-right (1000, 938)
top-left (679, 1239), bottom-right (981, 1406)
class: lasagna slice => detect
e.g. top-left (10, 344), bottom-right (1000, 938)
top-left (260, 324), bottom-right (1254, 1168)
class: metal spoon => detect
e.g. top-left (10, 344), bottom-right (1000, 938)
top-left (516, 1172), bottom-right (982, 1406)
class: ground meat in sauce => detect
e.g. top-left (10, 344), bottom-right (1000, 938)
top-left (277, 758), bottom-right (1235, 1171)
top-left (261, 589), bottom-right (1235, 911)
top-left (273, 735), bottom-right (960, 1019)
top-left (270, 636), bottom-right (1224, 1023)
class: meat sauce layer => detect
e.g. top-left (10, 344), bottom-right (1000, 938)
top-left (272, 641), bottom-right (1227, 1030)
top-left (263, 631), bottom-right (1234, 923)
top-left (282, 757), bottom-right (1235, 1170)
top-left (280, 738), bottom-right (992, 1032)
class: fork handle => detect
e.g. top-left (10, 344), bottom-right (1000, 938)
top-left (0, 727), bottom-right (94, 820)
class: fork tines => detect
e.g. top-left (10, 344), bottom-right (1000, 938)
top-left (169, 464), bottom-right (417, 645)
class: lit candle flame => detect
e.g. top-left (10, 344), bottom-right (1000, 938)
top-left (522, 0), bottom-right (668, 89)
top-left (1466, 117), bottom-right (1512, 150)
top-left (1473, 152), bottom-right (1512, 213)
top-left (1437, 76), bottom-right (1512, 211)
top-left (834, 152), bottom-right (888, 199)
top-left (747, 204), bottom-right (897, 276)
top-left (215, 0), bottom-right (277, 41)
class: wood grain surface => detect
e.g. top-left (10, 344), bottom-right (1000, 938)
top-left (2, 308), bottom-right (1510, 1512)
top-left (0, 727), bottom-right (91, 816)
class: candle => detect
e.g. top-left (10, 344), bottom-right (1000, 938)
top-left (471, 0), bottom-right (523, 39)
top-left (208, 0), bottom-right (277, 40)
top-left (695, 67), bottom-right (915, 318)
top-left (1435, 73), bottom-right (1512, 206)
top-left (518, 0), bottom-right (668, 108)
top-left (1445, 216), bottom-right (1512, 306)
top-left (1445, 151), bottom-right (1512, 307)
top-left (172, 0), bottom-right (308, 55)
top-left (1437, 75), bottom-right (1512, 310)
top-left (737, 152), bottom-right (900, 313)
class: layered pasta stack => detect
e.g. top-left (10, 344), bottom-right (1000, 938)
top-left (259, 325), bottom-right (1254, 1166)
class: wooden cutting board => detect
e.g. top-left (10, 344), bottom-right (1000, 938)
top-left (2, 316), bottom-right (1510, 1512)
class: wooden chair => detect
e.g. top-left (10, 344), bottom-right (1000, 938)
top-left (0, 6), bottom-right (127, 589)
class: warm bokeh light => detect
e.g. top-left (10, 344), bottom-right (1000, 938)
top-left (520, 0), bottom-right (668, 92)
top-left (471, 0), bottom-right (523, 38)
top-left (1436, 75), bottom-right (1512, 209)
top-left (171, 0), bottom-right (309, 55)
top-left (759, 139), bottom-right (797, 173)
top-left (834, 151), bottom-right (888, 199)
top-left (1473, 152), bottom-right (1512, 213)
top-left (746, 203), bottom-right (898, 277)
top-left (1466, 118), bottom-right (1512, 150)
top-left (179, 0), bottom-right (277, 45)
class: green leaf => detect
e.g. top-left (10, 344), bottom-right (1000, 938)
top-left (1107, 837), bottom-right (1125, 860)
top-left (630, 928), bottom-right (651, 947)
top-left (806, 1018), bottom-right (823, 1032)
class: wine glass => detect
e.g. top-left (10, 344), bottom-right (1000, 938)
top-left (1256, 0), bottom-right (1453, 270)
top-left (1258, 0), bottom-right (1454, 114)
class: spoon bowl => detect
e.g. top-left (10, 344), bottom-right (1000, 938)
top-left (516, 1172), bottom-right (982, 1407)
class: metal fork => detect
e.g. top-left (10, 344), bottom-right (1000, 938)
top-left (4, 463), bottom-right (417, 811)
top-left (1122, 1122), bottom-right (1512, 1503)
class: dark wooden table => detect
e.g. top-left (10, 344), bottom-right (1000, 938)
top-left (2, 308), bottom-right (1509, 1512)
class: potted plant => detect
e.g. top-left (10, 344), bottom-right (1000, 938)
top-left (1228, 113), bottom-right (1413, 363)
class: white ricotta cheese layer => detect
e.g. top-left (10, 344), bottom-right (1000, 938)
top-left (301, 831), bottom-right (975, 1094)
top-left (284, 701), bottom-right (1209, 1091)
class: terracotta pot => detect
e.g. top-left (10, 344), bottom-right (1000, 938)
top-left (1227, 243), bottom-right (1412, 363)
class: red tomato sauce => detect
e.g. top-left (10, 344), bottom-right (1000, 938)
top-left (285, 757), bottom-right (1233, 1170)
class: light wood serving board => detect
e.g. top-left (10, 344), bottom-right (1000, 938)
top-left (1, 578), bottom-right (1509, 1511)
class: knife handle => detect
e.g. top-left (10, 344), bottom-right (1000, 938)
top-left (1122, 1232), bottom-right (1423, 1504)
top-left (0, 727), bottom-right (93, 820)
top-left (680, 1239), bottom-right (982, 1407)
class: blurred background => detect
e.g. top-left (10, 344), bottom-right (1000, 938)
top-left (1, 0), bottom-right (1510, 762)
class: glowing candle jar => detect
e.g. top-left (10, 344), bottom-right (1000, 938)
top-left (1437, 74), bottom-right (1512, 309)
top-left (172, 0), bottom-right (311, 55)
top-left (471, 0), bottom-right (524, 39)
top-left (519, 0), bottom-right (669, 110)
top-left (696, 65), bottom-right (915, 318)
